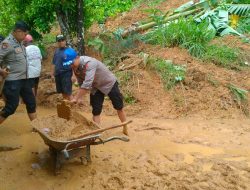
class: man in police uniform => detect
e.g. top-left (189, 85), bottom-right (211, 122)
top-left (0, 21), bottom-right (37, 124)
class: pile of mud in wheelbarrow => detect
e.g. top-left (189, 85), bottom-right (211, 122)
top-left (31, 100), bottom-right (132, 175)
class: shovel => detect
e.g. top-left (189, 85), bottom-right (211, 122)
top-left (57, 100), bottom-right (71, 120)
top-left (56, 100), bottom-right (131, 136)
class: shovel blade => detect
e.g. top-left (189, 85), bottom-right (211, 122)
top-left (57, 100), bottom-right (71, 120)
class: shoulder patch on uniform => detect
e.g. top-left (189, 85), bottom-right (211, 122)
top-left (15, 47), bottom-right (22, 53)
top-left (1, 43), bottom-right (9, 49)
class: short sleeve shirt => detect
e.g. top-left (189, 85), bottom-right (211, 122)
top-left (52, 47), bottom-right (72, 76)
top-left (75, 56), bottom-right (116, 95)
top-left (26, 44), bottom-right (42, 78)
top-left (0, 34), bottom-right (27, 80)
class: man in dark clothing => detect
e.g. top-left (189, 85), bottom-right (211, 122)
top-left (0, 21), bottom-right (36, 124)
top-left (51, 34), bottom-right (73, 100)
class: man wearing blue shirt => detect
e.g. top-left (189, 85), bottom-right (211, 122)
top-left (51, 34), bottom-right (73, 100)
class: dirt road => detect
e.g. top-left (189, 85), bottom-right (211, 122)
top-left (0, 105), bottom-right (250, 190)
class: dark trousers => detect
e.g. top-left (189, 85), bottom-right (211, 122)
top-left (90, 82), bottom-right (124, 116)
top-left (1, 79), bottom-right (36, 118)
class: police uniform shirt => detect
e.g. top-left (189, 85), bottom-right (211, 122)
top-left (0, 34), bottom-right (27, 81)
top-left (77, 56), bottom-right (116, 95)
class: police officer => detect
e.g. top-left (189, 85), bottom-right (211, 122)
top-left (0, 21), bottom-right (37, 124)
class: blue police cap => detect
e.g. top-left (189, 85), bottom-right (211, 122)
top-left (63, 48), bottom-right (77, 66)
top-left (14, 21), bottom-right (29, 32)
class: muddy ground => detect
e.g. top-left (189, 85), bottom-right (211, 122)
top-left (1, 0), bottom-right (250, 189)
top-left (0, 106), bottom-right (250, 190)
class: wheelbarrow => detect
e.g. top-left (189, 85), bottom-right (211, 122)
top-left (32, 101), bottom-right (132, 174)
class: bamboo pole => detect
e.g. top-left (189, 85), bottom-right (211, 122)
top-left (122, 8), bottom-right (203, 37)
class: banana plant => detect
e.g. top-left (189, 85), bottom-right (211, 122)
top-left (120, 0), bottom-right (249, 38)
top-left (194, 1), bottom-right (250, 36)
top-left (228, 4), bottom-right (250, 16)
top-left (174, 0), bottom-right (211, 13)
top-left (195, 8), bottom-right (243, 36)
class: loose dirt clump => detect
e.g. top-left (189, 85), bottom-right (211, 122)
top-left (32, 112), bottom-right (99, 141)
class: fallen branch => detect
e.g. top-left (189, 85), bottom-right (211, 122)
top-left (117, 60), bottom-right (142, 71)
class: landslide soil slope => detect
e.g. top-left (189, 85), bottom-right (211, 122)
top-left (38, 0), bottom-right (250, 119)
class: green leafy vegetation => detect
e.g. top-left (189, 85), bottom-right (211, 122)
top-left (85, 0), bottom-right (133, 27)
top-left (42, 33), bottom-right (56, 45)
top-left (227, 0), bottom-right (250, 4)
top-left (228, 84), bottom-right (248, 104)
top-left (37, 42), bottom-right (47, 59)
top-left (133, 0), bottom-right (165, 8)
top-left (116, 71), bottom-right (137, 104)
top-left (143, 18), bottom-right (215, 57)
top-left (0, 0), bottom-right (133, 37)
top-left (88, 32), bottom-right (140, 69)
top-left (123, 91), bottom-right (137, 104)
top-left (142, 15), bottom-right (247, 69)
top-left (145, 57), bottom-right (186, 90)
top-left (202, 44), bottom-right (243, 69)
top-left (237, 16), bottom-right (250, 34)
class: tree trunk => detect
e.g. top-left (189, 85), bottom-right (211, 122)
top-left (56, 7), bottom-right (73, 47)
top-left (77, 0), bottom-right (85, 55)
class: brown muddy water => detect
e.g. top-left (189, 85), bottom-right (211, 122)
top-left (0, 105), bottom-right (250, 190)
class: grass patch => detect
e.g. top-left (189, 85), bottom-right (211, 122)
top-left (237, 16), bottom-right (250, 35)
top-left (133, 0), bottom-right (165, 7)
top-left (202, 44), bottom-right (243, 69)
top-left (142, 18), bottom-right (215, 57)
top-left (123, 92), bottom-right (137, 104)
top-left (228, 83), bottom-right (249, 116)
top-left (142, 17), bottom-right (245, 69)
top-left (42, 33), bottom-right (56, 45)
top-left (145, 57), bottom-right (186, 90)
top-left (228, 84), bottom-right (248, 104)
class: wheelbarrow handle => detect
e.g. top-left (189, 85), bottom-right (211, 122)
top-left (93, 136), bottom-right (130, 145)
top-left (69, 120), bottom-right (133, 140)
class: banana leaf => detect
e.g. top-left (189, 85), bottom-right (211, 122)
top-left (174, 0), bottom-right (210, 13)
top-left (120, 0), bottom-right (248, 38)
top-left (195, 9), bottom-right (244, 36)
top-left (227, 4), bottom-right (250, 16)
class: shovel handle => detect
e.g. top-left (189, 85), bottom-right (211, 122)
top-left (70, 120), bottom-right (132, 140)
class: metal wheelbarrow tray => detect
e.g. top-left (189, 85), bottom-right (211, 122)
top-left (32, 113), bottom-right (131, 174)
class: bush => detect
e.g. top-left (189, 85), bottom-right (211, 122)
top-left (88, 32), bottom-right (140, 69)
top-left (142, 18), bottom-right (215, 57)
top-left (237, 17), bottom-right (250, 35)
